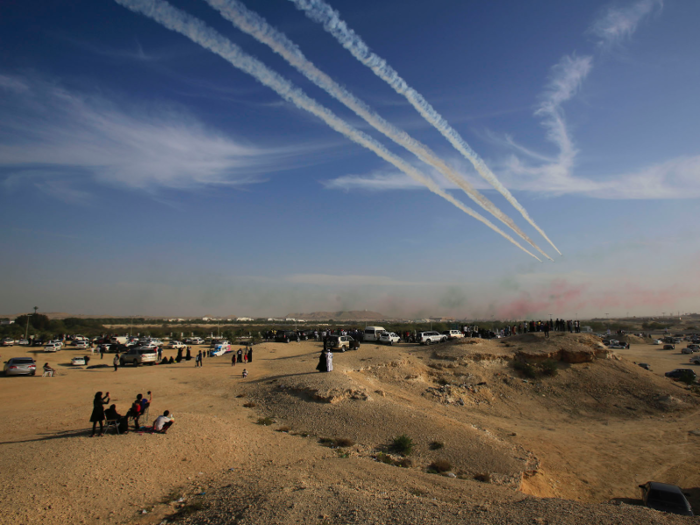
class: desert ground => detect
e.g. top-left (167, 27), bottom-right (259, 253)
top-left (1, 333), bottom-right (699, 524)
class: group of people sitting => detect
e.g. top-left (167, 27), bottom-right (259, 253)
top-left (90, 390), bottom-right (174, 436)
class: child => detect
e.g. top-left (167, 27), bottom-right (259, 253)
top-left (242, 369), bottom-right (248, 379)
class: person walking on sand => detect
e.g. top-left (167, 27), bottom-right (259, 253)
top-left (113, 353), bottom-right (119, 372)
top-left (90, 391), bottom-right (110, 437)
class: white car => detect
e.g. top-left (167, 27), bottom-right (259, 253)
top-left (379, 332), bottom-right (400, 345)
top-left (168, 340), bottom-right (186, 349)
top-left (44, 342), bottom-right (61, 352)
top-left (419, 331), bottom-right (443, 345)
top-left (209, 342), bottom-right (231, 357)
top-left (17, 339), bottom-right (30, 346)
top-left (443, 330), bottom-right (464, 340)
top-left (1, 338), bottom-right (15, 347)
top-left (74, 341), bottom-right (89, 349)
top-left (49, 340), bottom-right (63, 349)
top-left (71, 356), bottom-right (87, 366)
top-left (653, 339), bottom-right (663, 345)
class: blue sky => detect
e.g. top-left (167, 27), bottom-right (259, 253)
top-left (1, 0), bottom-right (699, 319)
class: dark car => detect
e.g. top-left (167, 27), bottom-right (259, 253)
top-left (638, 363), bottom-right (651, 370)
top-left (639, 482), bottom-right (693, 516)
top-left (665, 368), bottom-right (696, 381)
top-left (663, 344), bottom-right (675, 350)
top-left (275, 331), bottom-right (299, 343)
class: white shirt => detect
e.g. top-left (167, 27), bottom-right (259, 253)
top-left (154, 415), bottom-right (173, 431)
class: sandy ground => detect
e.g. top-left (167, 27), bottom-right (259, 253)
top-left (0, 335), bottom-right (699, 524)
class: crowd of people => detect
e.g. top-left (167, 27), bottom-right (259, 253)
top-left (89, 390), bottom-right (173, 436)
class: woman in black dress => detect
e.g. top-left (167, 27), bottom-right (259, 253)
top-left (90, 391), bottom-right (110, 437)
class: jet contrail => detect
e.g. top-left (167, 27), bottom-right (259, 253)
top-left (201, 0), bottom-right (552, 261)
top-left (113, 0), bottom-right (542, 261)
top-left (288, 0), bottom-right (562, 257)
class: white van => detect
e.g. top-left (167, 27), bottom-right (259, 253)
top-left (363, 326), bottom-right (386, 342)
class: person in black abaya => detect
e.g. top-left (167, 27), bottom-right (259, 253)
top-left (89, 391), bottom-right (110, 437)
top-left (237, 348), bottom-right (243, 363)
top-left (316, 349), bottom-right (327, 373)
top-left (247, 347), bottom-right (253, 363)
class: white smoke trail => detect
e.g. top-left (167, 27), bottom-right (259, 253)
top-left (202, 0), bottom-right (552, 261)
top-left (113, 0), bottom-right (542, 261)
top-left (289, 0), bottom-right (562, 256)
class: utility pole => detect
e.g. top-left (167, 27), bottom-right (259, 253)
top-left (24, 312), bottom-right (34, 341)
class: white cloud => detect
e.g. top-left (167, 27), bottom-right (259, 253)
top-left (0, 73), bottom-right (325, 193)
top-left (589, 0), bottom-right (663, 48)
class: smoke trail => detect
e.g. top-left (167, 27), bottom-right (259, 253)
top-left (113, 0), bottom-right (542, 261)
top-left (202, 0), bottom-right (552, 261)
top-left (288, 0), bottom-right (562, 256)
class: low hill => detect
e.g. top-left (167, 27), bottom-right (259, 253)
top-left (285, 310), bottom-right (389, 321)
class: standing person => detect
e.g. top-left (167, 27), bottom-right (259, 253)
top-left (90, 391), bottom-right (110, 437)
top-left (113, 353), bottom-right (119, 372)
top-left (185, 347), bottom-right (191, 361)
top-left (243, 350), bottom-right (248, 364)
top-left (198, 350), bottom-right (203, 367)
top-left (543, 323), bottom-right (550, 339)
top-left (84, 355), bottom-right (90, 367)
top-left (231, 352), bottom-right (236, 367)
top-left (247, 347), bottom-right (253, 363)
top-left (316, 349), bottom-right (327, 373)
top-left (325, 349), bottom-right (333, 372)
top-left (237, 348), bottom-right (243, 363)
top-left (100, 346), bottom-right (104, 360)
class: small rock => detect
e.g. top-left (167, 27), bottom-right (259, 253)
top-left (445, 472), bottom-right (457, 478)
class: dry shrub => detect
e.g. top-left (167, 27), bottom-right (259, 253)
top-left (334, 437), bottom-right (355, 448)
top-left (396, 458), bottom-right (413, 468)
top-left (428, 459), bottom-right (452, 473)
top-left (474, 472), bottom-right (492, 483)
top-left (257, 417), bottom-right (274, 426)
top-left (389, 434), bottom-right (414, 456)
top-left (236, 393), bottom-right (246, 398)
top-left (276, 426), bottom-right (291, 432)
top-left (243, 402), bottom-right (256, 408)
top-left (429, 441), bottom-right (444, 450)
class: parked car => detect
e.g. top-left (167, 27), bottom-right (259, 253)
top-left (687, 344), bottom-right (700, 351)
top-left (442, 330), bottom-right (464, 340)
top-left (665, 369), bottom-right (696, 381)
top-left (44, 342), bottom-right (61, 352)
top-left (71, 356), bottom-right (87, 366)
top-left (2, 338), bottom-right (15, 347)
top-left (275, 331), bottom-right (300, 343)
top-left (653, 339), bottom-right (663, 345)
top-left (188, 337), bottom-right (205, 345)
top-left (17, 339), bottom-right (30, 346)
top-left (362, 326), bottom-right (387, 343)
top-left (639, 482), bottom-right (694, 516)
top-left (209, 342), bottom-right (231, 357)
top-left (119, 348), bottom-right (158, 366)
top-left (74, 341), bottom-right (89, 350)
top-left (663, 344), bottom-right (675, 350)
top-left (690, 356), bottom-right (700, 365)
top-left (681, 347), bottom-right (697, 354)
top-left (379, 332), bottom-right (400, 345)
top-left (419, 331), bottom-right (443, 345)
top-left (3, 357), bottom-right (36, 376)
top-left (638, 363), bottom-right (651, 370)
top-left (168, 340), bottom-right (186, 349)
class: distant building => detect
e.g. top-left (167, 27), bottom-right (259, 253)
top-left (236, 317), bottom-right (254, 322)
top-left (0, 319), bottom-right (14, 325)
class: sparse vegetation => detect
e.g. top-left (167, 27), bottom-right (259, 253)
top-left (541, 359), bottom-right (559, 377)
top-left (257, 417), bottom-right (275, 426)
top-left (513, 360), bottom-right (537, 379)
top-left (334, 437), bottom-right (355, 447)
top-left (427, 459), bottom-right (452, 473)
top-left (396, 458), bottom-right (413, 468)
top-left (429, 441), bottom-right (444, 450)
top-left (375, 452), bottom-right (394, 465)
top-left (389, 434), bottom-right (414, 456)
top-left (409, 488), bottom-right (427, 497)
